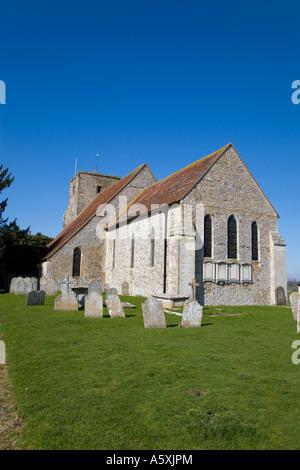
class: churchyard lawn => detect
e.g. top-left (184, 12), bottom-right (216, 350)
top-left (0, 293), bottom-right (299, 450)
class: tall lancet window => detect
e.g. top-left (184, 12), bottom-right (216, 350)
top-left (251, 221), bottom-right (259, 261)
top-left (204, 214), bottom-right (212, 258)
top-left (130, 235), bottom-right (135, 268)
top-left (150, 228), bottom-right (155, 267)
top-left (72, 247), bottom-right (81, 277)
top-left (227, 215), bottom-right (237, 259)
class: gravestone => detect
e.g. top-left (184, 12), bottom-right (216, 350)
top-left (181, 299), bottom-right (203, 328)
top-left (88, 280), bottom-right (102, 295)
top-left (59, 274), bottom-right (77, 293)
top-left (106, 294), bottom-right (125, 318)
top-left (40, 277), bottom-right (59, 295)
top-left (121, 302), bottom-right (136, 309)
top-left (24, 278), bottom-right (33, 294)
top-left (107, 287), bottom-right (118, 296)
top-left (122, 281), bottom-right (129, 296)
top-left (15, 279), bottom-right (26, 295)
top-left (103, 283), bottom-right (110, 293)
top-left (290, 293), bottom-right (299, 320)
top-left (31, 277), bottom-right (38, 291)
top-left (27, 290), bottom-right (46, 306)
top-left (9, 277), bottom-right (18, 293)
top-left (0, 340), bottom-right (6, 365)
top-left (276, 287), bottom-right (286, 305)
top-left (54, 291), bottom-right (79, 311)
top-left (142, 296), bottom-right (166, 329)
top-left (84, 292), bottom-right (103, 318)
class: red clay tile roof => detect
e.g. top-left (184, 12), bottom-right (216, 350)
top-left (111, 144), bottom-right (232, 227)
top-left (44, 163), bottom-right (150, 259)
top-left (109, 143), bottom-right (278, 228)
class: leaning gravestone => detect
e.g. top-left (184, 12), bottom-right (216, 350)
top-left (54, 291), bottom-right (79, 311)
top-left (88, 280), bottom-right (102, 295)
top-left (142, 297), bottom-right (166, 329)
top-left (122, 281), bottom-right (129, 296)
top-left (181, 299), bottom-right (203, 328)
top-left (84, 292), bottom-right (103, 318)
top-left (27, 290), bottom-right (46, 306)
top-left (106, 294), bottom-right (125, 318)
top-left (107, 287), bottom-right (118, 296)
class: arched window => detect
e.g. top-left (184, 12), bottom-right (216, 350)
top-left (150, 229), bottom-right (155, 267)
top-left (72, 247), bottom-right (81, 277)
top-left (204, 214), bottom-right (212, 258)
top-left (251, 221), bottom-right (258, 261)
top-left (130, 235), bottom-right (135, 268)
top-left (227, 215), bottom-right (237, 259)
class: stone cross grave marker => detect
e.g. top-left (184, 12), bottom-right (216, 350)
top-left (188, 278), bottom-right (199, 300)
top-left (27, 290), bottom-right (46, 306)
top-left (142, 296), bottom-right (166, 329)
top-left (59, 274), bottom-right (77, 293)
top-left (106, 294), bottom-right (125, 318)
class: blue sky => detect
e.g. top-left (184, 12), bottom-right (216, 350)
top-left (0, 0), bottom-right (299, 278)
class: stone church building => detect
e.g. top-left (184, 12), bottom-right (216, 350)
top-left (41, 143), bottom-right (287, 305)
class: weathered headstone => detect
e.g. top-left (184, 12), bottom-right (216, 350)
top-left (181, 299), bottom-right (203, 328)
top-left (54, 291), bottom-right (79, 311)
top-left (121, 302), bottom-right (136, 309)
top-left (276, 286), bottom-right (286, 305)
top-left (27, 290), bottom-right (46, 306)
top-left (84, 292), bottom-right (103, 318)
top-left (102, 283), bottom-right (110, 293)
top-left (107, 287), bottom-right (118, 296)
top-left (40, 277), bottom-right (59, 295)
top-left (9, 277), bottom-right (18, 293)
top-left (290, 293), bottom-right (299, 320)
top-left (122, 281), bottom-right (129, 296)
top-left (15, 279), bottom-right (26, 295)
top-left (31, 277), bottom-right (38, 291)
top-left (59, 274), bottom-right (77, 293)
top-left (106, 294), bottom-right (125, 318)
top-left (88, 280), bottom-right (102, 295)
top-left (24, 278), bottom-right (33, 294)
top-left (142, 296), bottom-right (166, 329)
top-left (0, 340), bottom-right (6, 365)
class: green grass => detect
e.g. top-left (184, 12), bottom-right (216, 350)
top-left (0, 293), bottom-right (300, 450)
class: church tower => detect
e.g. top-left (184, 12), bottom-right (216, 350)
top-left (63, 170), bottom-right (121, 228)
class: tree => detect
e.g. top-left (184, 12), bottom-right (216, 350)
top-left (0, 165), bottom-right (53, 290)
top-left (0, 164), bottom-right (14, 227)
